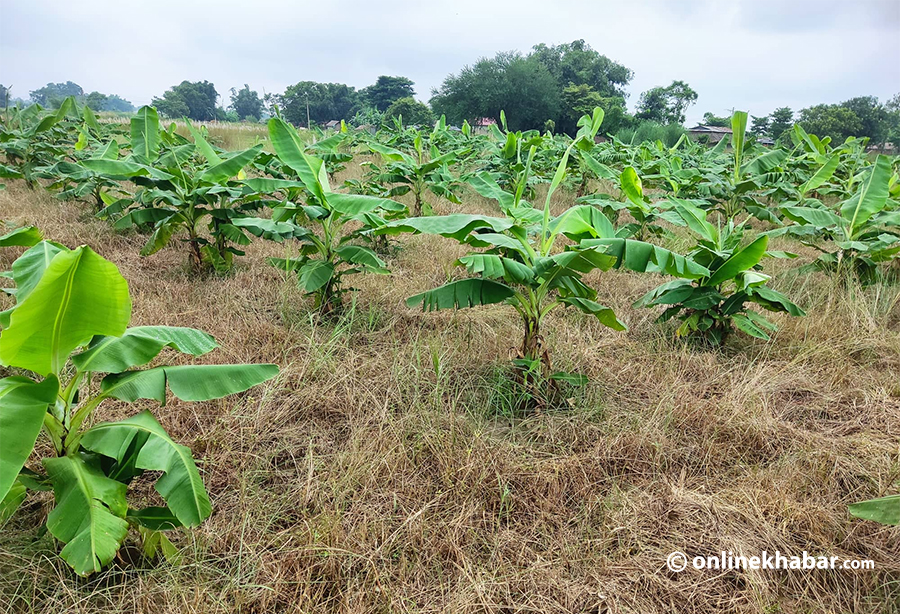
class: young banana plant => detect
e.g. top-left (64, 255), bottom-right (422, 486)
top-left (635, 199), bottom-right (805, 345)
top-left (0, 240), bottom-right (278, 575)
top-left (367, 132), bottom-right (467, 216)
top-left (107, 109), bottom-right (301, 273)
top-left (378, 143), bottom-right (707, 380)
top-left (769, 154), bottom-right (899, 284)
top-left (569, 107), bottom-right (619, 197)
top-left (577, 166), bottom-right (684, 240)
top-left (264, 118), bottom-right (407, 313)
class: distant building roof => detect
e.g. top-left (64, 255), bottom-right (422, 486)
top-left (324, 120), bottom-right (340, 128)
top-left (688, 125), bottom-right (733, 134)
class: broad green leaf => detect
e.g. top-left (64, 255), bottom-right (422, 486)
top-left (467, 172), bottom-right (515, 211)
top-left (335, 245), bottom-right (388, 272)
top-left (841, 155), bottom-right (892, 236)
top-left (551, 204), bottom-right (616, 240)
top-left (81, 411), bottom-right (211, 527)
top-left (99, 363), bottom-right (278, 404)
top-left (297, 260), bottom-right (335, 292)
top-left (127, 506), bottom-right (182, 530)
top-left (849, 494), bottom-right (900, 526)
top-left (0, 246), bottom-right (131, 376)
top-left (407, 279), bottom-right (515, 311)
top-left (43, 454), bottom-right (129, 576)
top-left (72, 326), bottom-right (218, 373)
top-left (81, 159), bottom-right (150, 177)
top-left (706, 235), bottom-right (768, 287)
top-left (184, 120), bottom-right (222, 166)
top-left (781, 206), bottom-right (843, 229)
top-left (130, 106), bottom-right (160, 163)
top-left (582, 238), bottom-right (710, 279)
top-left (0, 376), bottom-right (59, 502)
top-left (0, 479), bottom-right (26, 522)
top-left (558, 296), bottom-right (626, 330)
top-left (268, 118), bottom-right (328, 203)
top-left (198, 144), bottom-right (262, 184)
top-left (327, 192), bottom-right (405, 216)
top-left (731, 111), bottom-right (748, 176)
top-left (799, 153), bottom-right (840, 196)
top-left (458, 254), bottom-right (533, 284)
top-left (379, 214), bottom-right (515, 241)
top-left (620, 167), bottom-right (645, 208)
top-left (0, 226), bottom-right (42, 248)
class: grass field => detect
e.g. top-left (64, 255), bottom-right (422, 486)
top-left (1, 151), bottom-right (899, 613)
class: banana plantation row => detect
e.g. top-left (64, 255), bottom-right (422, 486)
top-left (0, 98), bottom-right (898, 576)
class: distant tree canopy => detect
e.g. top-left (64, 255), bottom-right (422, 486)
top-left (29, 81), bottom-right (84, 107)
top-left (276, 81), bottom-right (360, 127)
top-left (384, 96), bottom-right (433, 127)
top-left (152, 80), bottom-right (219, 121)
top-left (530, 40), bottom-right (632, 99)
top-left (635, 80), bottom-right (698, 125)
top-left (701, 111), bottom-right (731, 127)
top-left (431, 40), bottom-right (633, 135)
top-left (22, 81), bottom-right (132, 112)
top-left (746, 96), bottom-right (899, 145)
top-left (750, 114), bottom-right (770, 137)
top-left (103, 94), bottom-right (135, 113)
top-left (798, 104), bottom-right (864, 143)
top-left (84, 91), bottom-right (108, 111)
top-left (430, 51), bottom-right (560, 132)
top-left (0, 84), bottom-right (8, 107)
top-left (229, 84), bottom-right (264, 121)
top-left (362, 76), bottom-right (415, 112)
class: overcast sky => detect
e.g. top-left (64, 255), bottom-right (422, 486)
top-left (1, 0), bottom-right (898, 125)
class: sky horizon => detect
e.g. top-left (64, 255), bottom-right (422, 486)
top-left (1, 0), bottom-right (898, 126)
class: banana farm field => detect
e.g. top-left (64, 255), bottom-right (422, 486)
top-left (1, 101), bottom-right (899, 614)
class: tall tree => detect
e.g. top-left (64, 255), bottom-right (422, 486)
top-left (277, 81), bottom-right (360, 126)
top-left (635, 80), bottom-right (698, 125)
top-left (384, 97), bottom-right (433, 126)
top-left (768, 107), bottom-right (794, 141)
top-left (29, 81), bottom-right (84, 106)
top-left (229, 84), bottom-right (264, 120)
top-left (430, 51), bottom-right (559, 132)
top-left (798, 104), bottom-right (863, 142)
top-left (530, 40), bottom-right (633, 99)
top-left (103, 94), bottom-right (135, 113)
top-left (701, 111), bottom-right (731, 127)
top-left (750, 114), bottom-right (770, 137)
top-left (363, 76), bottom-right (415, 112)
top-left (840, 96), bottom-right (891, 144)
top-left (84, 91), bottom-right (108, 111)
top-left (152, 81), bottom-right (219, 120)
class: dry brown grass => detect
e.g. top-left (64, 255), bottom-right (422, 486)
top-left (1, 172), bottom-right (899, 614)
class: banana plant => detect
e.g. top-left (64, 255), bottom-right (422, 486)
top-left (263, 118), bottom-right (406, 313)
top-left (110, 109), bottom-right (301, 273)
top-left (569, 108), bottom-right (619, 197)
top-left (377, 143), bottom-right (707, 380)
top-left (635, 200), bottom-right (805, 345)
top-left (577, 166), bottom-right (684, 240)
top-left (768, 155), bottom-right (898, 284)
top-left (0, 240), bottom-right (278, 575)
top-left (367, 132), bottom-right (467, 216)
top-left (697, 111), bottom-right (791, 223)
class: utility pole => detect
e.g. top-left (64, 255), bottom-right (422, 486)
top-left (304, 92), bottom-right (310, 130)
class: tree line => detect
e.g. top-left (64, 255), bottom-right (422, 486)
top-left (5, 40), bottom-right (898, 146)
